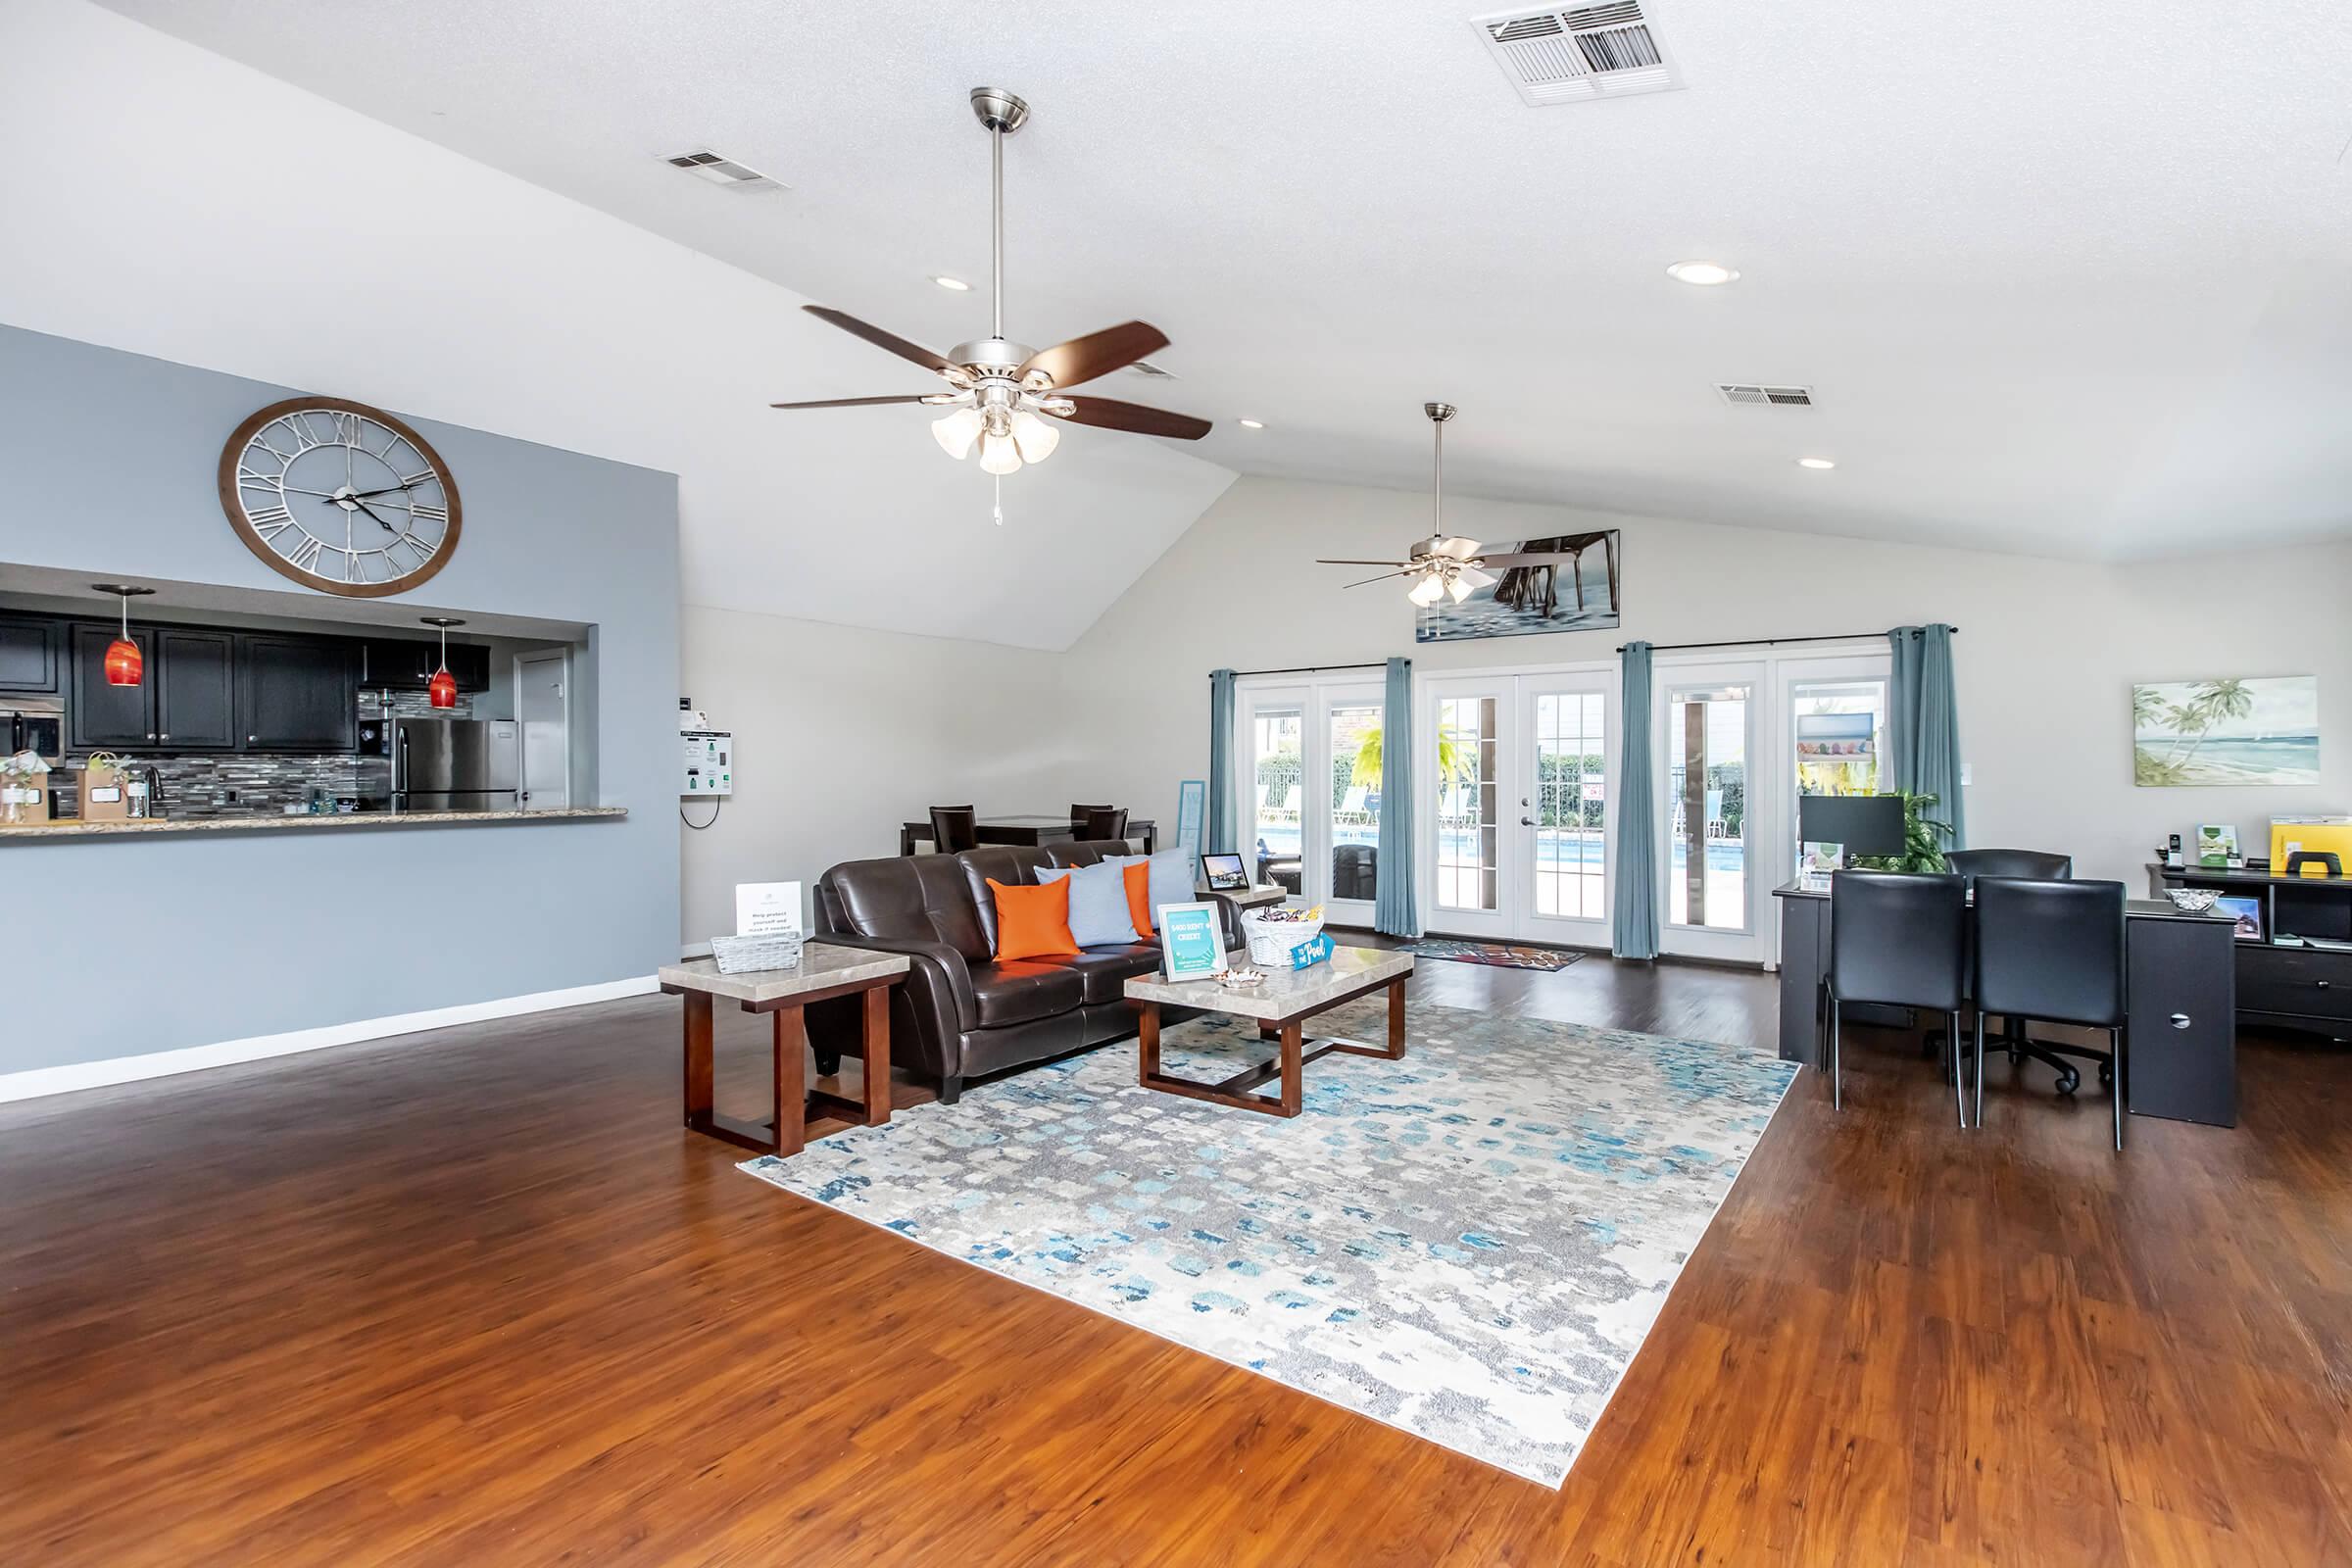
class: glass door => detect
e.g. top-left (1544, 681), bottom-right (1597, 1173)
top-left (1428, 680), bottom-right (1510, 937)
top-left (1657, 662), bottom-right (1767, 961)
top-left (1522, 676), bottom-right (1613, 944)
top-left (1323, 687), bottom-right (1385, 921)
top-left (1243, 687), bottom-right (1306, 898)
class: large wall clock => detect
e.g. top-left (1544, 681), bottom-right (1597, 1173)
top-left (217, 396), bottom-right (463, 598)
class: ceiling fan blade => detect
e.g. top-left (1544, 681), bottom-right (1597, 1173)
top-left (767, 395), bottom-right (938, 410)
top-left (1437, 536), bottom-right (1484, 560)
top-left (1474, 551), bottom-right (1578, 568)
top-left (1019, 321), bottom-right (1171, 390)
top-left (802, 306), bottom-right (958, 375)
top-left (1316, 559), bottom-right (1414, 566)
top-left (1342, 570), bottom-right (1415, 590)
top-left (1051, 396), bottom-right (1211, 440)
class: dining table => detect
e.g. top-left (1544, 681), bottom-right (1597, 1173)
top-left (899, 813), bottom-right (1157, 857)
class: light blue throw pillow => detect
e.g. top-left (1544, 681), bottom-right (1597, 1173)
top-left (1143, 848), bottom-right (1196, 937)
top-left (1034, 862), bottom-right (1140, 948)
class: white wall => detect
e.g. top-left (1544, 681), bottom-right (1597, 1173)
top-left (678, 606), bottom-right (1100, 945)
top-left (0, 0), bottom-right (1234, 652)
top-left (1062, 476), bottom-right (2351, 889)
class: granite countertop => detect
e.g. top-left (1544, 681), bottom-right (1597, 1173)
top-left (1125, 942), bottom-right (1414, 1020)
top-left (659, 944), bottom-right (910, 1004)
top-left (0, 806), bottom-right (628, 840)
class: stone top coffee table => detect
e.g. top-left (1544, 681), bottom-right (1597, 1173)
top-left (1123, 944), bottom-right (1414, 1118)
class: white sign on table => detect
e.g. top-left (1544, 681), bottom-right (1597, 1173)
top-left (735, 881), bottom-right (804, 938)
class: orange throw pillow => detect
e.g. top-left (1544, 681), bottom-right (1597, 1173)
top-left (989, 877), bottom-right (1078, 960)
top-left (1122, 861), bottom-right (1154, 938)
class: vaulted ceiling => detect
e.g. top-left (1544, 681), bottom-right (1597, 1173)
top-left (88, 0), bottom-right (2352, 585)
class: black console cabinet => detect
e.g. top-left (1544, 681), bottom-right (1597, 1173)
top-left (2153, 865), bottom-right (2352, 1043)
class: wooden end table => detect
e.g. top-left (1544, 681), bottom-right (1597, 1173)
top-left (657, 945), bottom-right (909, 1155)
top-left (1123, 945), bottom-right (1414, 1117)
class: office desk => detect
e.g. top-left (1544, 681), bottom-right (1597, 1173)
top-left (2150, 863), bottom-right (2352, 1040)
top-left (1772, 878), bottom-right (2238, 1126)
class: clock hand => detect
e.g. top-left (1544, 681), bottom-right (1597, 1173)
top-left (349, 480), bottom-right (430, 500)
top-left (350, 497), bottom-right (402, 534)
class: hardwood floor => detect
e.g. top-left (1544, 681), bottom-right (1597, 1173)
top-left (3, 957), bottom-right (2346, 1566)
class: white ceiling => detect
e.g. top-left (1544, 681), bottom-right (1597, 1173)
top-left (89, 0), bottom-right (2352, 567)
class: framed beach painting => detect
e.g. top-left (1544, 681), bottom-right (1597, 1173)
top-left (1418, 529), bottom-right (1621, 643)
top-left (2132, 676), bottom-right (2319, 787)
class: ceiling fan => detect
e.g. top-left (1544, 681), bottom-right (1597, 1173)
top-left (1318, 404), bottom-right (1583, 607)
top-left (771, 88), bottom-right (1211, 478)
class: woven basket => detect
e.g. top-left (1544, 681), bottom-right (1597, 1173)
top-left (710, 932), bottom-right (806, 974)
top-left (1241, 909), bottom-right (1324, 967)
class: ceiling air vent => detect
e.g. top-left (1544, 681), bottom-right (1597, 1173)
top-left (1717, 383), bottom-right (1817, 408)
top-left (663, 149), bottom-right (783, 191)
top-left (1127, 360), bottom-right (1178, 380)
top-left (1471, 3), bottom-right (1684, 106)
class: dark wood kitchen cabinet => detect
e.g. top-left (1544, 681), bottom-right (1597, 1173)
top-left (0, 612), bottom-right (61, 693)
top-left (68, 621), bottom-right (157, 748)
top-left (154, 629), bottom-right (238, 751)
top-left (361, 637), bottom-right (492, 695)
top-left (236, 634), bottom-right (358, 752)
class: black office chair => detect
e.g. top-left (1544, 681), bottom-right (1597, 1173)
top-left (1972, 877), bottom-right (2128, 1149)
top-left (1827, 871), bottom-right (1970, 1126)
top-left (1947, 849), bottom-right (2079, 1085)
top-left (1947, 849), bottom-right (2074, 882)
top-left (928, 805), bottom-right (979, 854)
top-left (1080, 806), bottom-right (1129, 844)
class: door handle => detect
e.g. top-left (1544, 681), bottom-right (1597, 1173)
top-left (2170, 1013), bottom-right (2191, 1029)
top-left (1520, 816), bottom-right (1535, 826)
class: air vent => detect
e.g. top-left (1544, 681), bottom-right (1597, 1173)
top-left (1127, 360), bottom-right (1178, 380)
top-left (1471, 3), bottom-right (1684, 106)
top-left (1717, 383), bottom-right (1817, 409)
top-left (663, 149), bottom-right (783, 190)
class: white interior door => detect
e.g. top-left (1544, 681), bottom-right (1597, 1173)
top-left (514, 649), bottom-right (570, 809)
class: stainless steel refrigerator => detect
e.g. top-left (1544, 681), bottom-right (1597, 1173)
top-left (393, 717), bottom-right (519, 812)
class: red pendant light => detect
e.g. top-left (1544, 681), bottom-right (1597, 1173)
top-left (92, 583), bottom-right (155, 687)
top-left (420, 615), bottom-right (465, 710)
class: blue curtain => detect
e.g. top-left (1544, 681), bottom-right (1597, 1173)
top-left (1375, 657), bottom-right (1420, 938)
top-left (1888, 624), bottom-right (1965, 852)
top-left (1611, 642), bottom-right (1660, 959)
top-left (1207, 668), bottom-right (1238, 856)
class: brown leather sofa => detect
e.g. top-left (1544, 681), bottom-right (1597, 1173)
top-left (806, 840), bottom-right (1233, 1103)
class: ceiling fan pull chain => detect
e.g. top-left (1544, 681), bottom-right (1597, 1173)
top-left (993, 472), bottom-right (1004, 528)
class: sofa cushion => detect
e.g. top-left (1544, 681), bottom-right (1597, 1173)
top-left (987, 876), bottom-right (1079, 960)
top-left (1137, 849), bottom-right (1195, 936)
top-left (822, 854), bottom-right (993, 962)
top-left (1034, 862), bottom-right (1140, 948)
top-left (966, 959), bottom-right (1087, 1028)
top-left (1032, 944), bottom-right (1165, 1004)
top-left (959, 847), bottom-right (1057, 953)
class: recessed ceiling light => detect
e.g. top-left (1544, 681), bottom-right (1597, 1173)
top-left (1795, 456), bottom-right (1837, 470)
top-left (1238, 418), bottom-right (1265, 429)
top-left (930, 274), bottom-right (971, 292)
top-left (1666, 260), bottom-right (1740, 286)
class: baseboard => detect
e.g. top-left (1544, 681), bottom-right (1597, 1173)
top-left (0, 975), bottom-right (661, 1104)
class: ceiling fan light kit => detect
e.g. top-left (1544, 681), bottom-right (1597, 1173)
top-left (772, 87), bottom-right (1208, 511)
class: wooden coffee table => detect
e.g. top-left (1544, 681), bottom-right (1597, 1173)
top-left (1124, 945), bottom-right (1414, 1117)
top-left (657, 945), bottom-right (908, 1155)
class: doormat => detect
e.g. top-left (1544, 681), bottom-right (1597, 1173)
top-left (1400, 937), bottom-right (1586, 971)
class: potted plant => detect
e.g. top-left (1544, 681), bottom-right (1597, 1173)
top-left (1847, 791), bottom-right (1952, 872)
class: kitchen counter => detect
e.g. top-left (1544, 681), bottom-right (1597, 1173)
top-left (0, 806), bottom-right (627, 840)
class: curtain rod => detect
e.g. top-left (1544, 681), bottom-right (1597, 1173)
top-left (1615, 627), bottom-right (1958, 655)
top-left (1218, 661), bottom-right (1391, 679)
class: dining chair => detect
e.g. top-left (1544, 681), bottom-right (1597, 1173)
top-left (1826, 870), bottom-right (1970, 1126)
top-left (1947, 848), bottom-right (2075, 1078)
top-left (1068, 802), bottom-right (1110, 836)
top-left (928, 805), bottom-right (979, 854)
top-left (1972, 876), bottom-right (2129, 1149)
top-left (1080, 806), bottom-right (1129, 844)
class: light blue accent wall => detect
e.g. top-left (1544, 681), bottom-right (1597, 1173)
top-left (0, 324), bottom-right (680, 1076)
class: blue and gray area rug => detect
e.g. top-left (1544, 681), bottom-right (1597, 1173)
top-left (741, 998), bottom-right (1797, 1485)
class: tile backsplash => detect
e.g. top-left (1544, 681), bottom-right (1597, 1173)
top-left (57, 691), bottom-right (474, 819)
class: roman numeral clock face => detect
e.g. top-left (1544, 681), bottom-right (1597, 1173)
top-left (217, 397), bottom-right (462, 597)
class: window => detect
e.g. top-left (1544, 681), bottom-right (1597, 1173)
top-left (1436, 694), bottom-right (1499, 913)
top-left (1249, 704), bottom-right (1304, 894)
top-left (1534, 691), bottom-right (1607, 919)
top-left (1329, 701), bottom-right (1382, 905)
top-left (1667, 684), bottom-right (1748, 930)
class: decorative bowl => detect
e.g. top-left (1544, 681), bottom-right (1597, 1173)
top-left (2165, 888), bottom-right (2222, 913)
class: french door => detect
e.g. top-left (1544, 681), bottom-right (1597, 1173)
top-left (1651, 661), bottom-right (1767, 962)
top-left (1424, 671), bottom-right (1615, 945)
top-left (1240, 679), bottom-right (1388, 920)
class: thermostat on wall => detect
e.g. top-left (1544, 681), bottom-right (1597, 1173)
top-left (682, 730), bottom-right (733, 797)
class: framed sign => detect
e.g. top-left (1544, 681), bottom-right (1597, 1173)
top-left (735, 881), bottom-right (804, 938)
top-left (1176, 779), bottom-right (1206, 860)
top-left (1156, 902), bottom-right (1223, 981)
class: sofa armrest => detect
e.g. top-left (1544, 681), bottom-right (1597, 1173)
top-left (813, 934), bottom-right (977, 1032)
